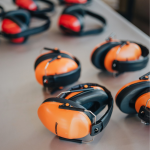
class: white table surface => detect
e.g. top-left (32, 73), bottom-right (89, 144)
top-left (0, 0), bottom-right (150, 150)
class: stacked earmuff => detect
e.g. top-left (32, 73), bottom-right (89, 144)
top-left (1, 10), bottom-right (50, 43)
top-left (13, 0), bottom-right (55, 15)
top-left (34, 48), bottom-right (81, 91)
top-left (116, 72), bottom-right (150, 124)
top-left (38, 83), bottom-right (113, 143)
top-left (0, 0), bottom-right (55, 43)
top-left (58, 5), bottom-right (107, 36)
top-left (91, 37), bottom-right (149, 75)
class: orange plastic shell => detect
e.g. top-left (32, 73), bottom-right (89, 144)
top-left (90, 39), bottom-right (119, 59)
top-left (35, 51), bottom-right (78, 85)
top-left (104, 43), bottom-right (142, 72)
top-left (38, 102), bottom-right (91, 139)
top-left (135, 92), bottom-right (150, 113)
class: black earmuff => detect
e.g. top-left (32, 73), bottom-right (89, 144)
top-left (91, 37), bottom-right (149, 76)
top-left (116, 72), bottom-right (150, 124)
top-left (34, 48), bottom-right (81, 91)
top-left (58, 5), bottom-right (107, 36)
top-left (0, 9), bottom-right (50, 43)
top-left (59, 0), bottom-right (92, 5)
top-left (38, 83), bottom-right (113, 143)
top-left (13, 0), bottom-right (55, 15)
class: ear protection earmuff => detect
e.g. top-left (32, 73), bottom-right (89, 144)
top-left (38, 83), bottom-right (113, 143)
top-left (59, 0), bottom-right (92, 5)
top-left (34, 48), bottom-right (81, 90)
top-left (58, 5), bottom-right (107, 36)
top-left (116, 72), bottom-right (150, 124)
top-left (91, 37), bottom-right (149, 75)
top-left (0, 9), bottom-right (50, 43)
top-left (13, 0), bottom-right (55, 15)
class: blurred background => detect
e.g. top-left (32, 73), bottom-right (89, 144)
top-left (101, 0), bottom-right (149, 36)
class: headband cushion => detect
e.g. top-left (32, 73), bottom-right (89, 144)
top-left (65, 89), bottom-right (109, 116)
top-left (104, 43), bottom-right (142, 72)
top-left (61, 83), bottom-right (110, 115)
top-left (14, 0), bottom-right (38, 11)
top-left (34, 51), bottom-right (78, 86)
top-left (91, 42), bottom-right (122, 70)
top-left (38, 98), bottom-right (92, 139)
top-left (116, 80), bottom-right (150, 114)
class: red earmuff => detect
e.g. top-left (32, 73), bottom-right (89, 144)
top-left (13, 0), bottom-right (55, 14)
top-left (115, 72), bottom-right (150, 124)
top-left (1, 9), bottom-right (50, 44)
top-left (14, 0), bottom-right (37, 11)
top-left (1, 19), bottom-right (25, 43)
top-left (58, 5), bottom-right (106, 36)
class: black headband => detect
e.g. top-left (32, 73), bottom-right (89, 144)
top-left (112, 42), bottom-right (149, 72)
top-left (81, 10), bottom-right (107, 36)
top-left (1, 14), bottom-right (50, 38)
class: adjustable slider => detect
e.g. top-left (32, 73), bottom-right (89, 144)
top-left (112, 60), bottom-right (118, 70)
top-left (90, 121), bottom-right (103, 136)
top-left (139, 72), bottom-right (150, 80)
top-left (138, 106), bottom-right (150, 125)
top-left (44, 47), bottom-right (60, 53)
top-left (59, 104), bottom-right (85, 112)
top-left (43, 76), bottom-right (54, 87)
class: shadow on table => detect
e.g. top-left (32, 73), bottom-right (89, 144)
top-left (50, 132), bottom-right (104, 150)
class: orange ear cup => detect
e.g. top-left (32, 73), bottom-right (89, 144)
top-left (135, 92), bottom-right (150, 113)
top-left (104, 43), bottom-right (142, 72)
top-left (90, 39), bottom-right (119, 59)
top-left (35, 51), bottom-right (78, 85)
top-left (38, 102), bottom-right (91, 139)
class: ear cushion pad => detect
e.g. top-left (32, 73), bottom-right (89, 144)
top-left (65, 89), bottom-right (109, 116)
top-left (38, 98), bottom-right (92, 139)
top-left (91, 42), bottom-right (122, 70)
top-left (116, 81), bottom-right (150, 114)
